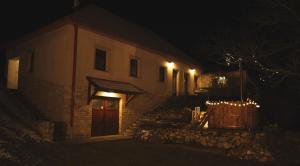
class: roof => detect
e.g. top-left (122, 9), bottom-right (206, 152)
top-left (70, 5), bottom-right (196, 65)
top-left (2, 4), bottom-right (199, 68)
top-left (87, 77), bottom-right (144, 94)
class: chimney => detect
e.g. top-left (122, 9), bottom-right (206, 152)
top-left (73, 0), bottom-right (80, 8)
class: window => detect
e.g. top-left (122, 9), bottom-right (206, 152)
top-left (130, 58), bottom-right (138, 77)
top-left (25, 51), bottom-right (34, 73)
top-left (172, 70), bottom-right (178, 96)
top-left (159, 66), bottom-right (166, 82)
top-left (194, 76), bottom-right (198, 89)
top-left (95, 49), bottom-right (106, 71)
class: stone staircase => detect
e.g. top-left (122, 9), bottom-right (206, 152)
top-left (122, 113), bottom-right (159, 137)
top-left (123, 121), bottom-right (140, 137)
top-left (123, 95), bottom-right (204, 137)
top-left (123, 110), bottom-right (191, 137)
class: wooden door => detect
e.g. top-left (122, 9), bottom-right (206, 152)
top-left (91, 97), bottom-right (119, 136)
top-left (172, 70), bottom-right (178, 96)
top-left (184, 73), bottom-right (189, 95)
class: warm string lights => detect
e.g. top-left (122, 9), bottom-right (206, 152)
top-left (206, 98), bottom-right (260, 108)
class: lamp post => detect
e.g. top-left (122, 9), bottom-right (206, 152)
top-left (239, 58), bottom-right (243, 101)
top-left (226, 53), bottom-right (244, 101)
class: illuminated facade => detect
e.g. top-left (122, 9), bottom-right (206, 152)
top-left (4, 5), bottom-right (201, 139)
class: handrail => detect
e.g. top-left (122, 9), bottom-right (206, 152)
top-left (199, 107), bottom-right (213, 128)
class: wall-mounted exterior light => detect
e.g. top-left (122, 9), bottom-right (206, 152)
top-left (166, 61), bottom-right (175, 68)
top-left (95, 91), bottom-right (121, 98)
top-left (189, 68), bottom-right (196, 75)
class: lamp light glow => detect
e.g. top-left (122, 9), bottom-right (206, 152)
top-left (166, 61), bottom-right (175, 68)
top-left (189, 68), bottom-right (196, 75)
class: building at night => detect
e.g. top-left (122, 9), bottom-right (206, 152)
top-left (2, 5), bottom-right (201, 139)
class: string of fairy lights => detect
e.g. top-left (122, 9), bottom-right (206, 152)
top-left (205, 98), bottom-right (260, 108)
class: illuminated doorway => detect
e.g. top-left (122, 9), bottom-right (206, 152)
top-left (91, 97), bottom-right (120, 136)
top-left (7, 57), bottom-right (20, 89)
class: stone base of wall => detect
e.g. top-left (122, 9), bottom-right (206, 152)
top-left (32, 120), bottom-right (55, 141)
top-left (134, 128), bottom-right (274, 162)
top-left (72, 105), bottom-right (91, 138)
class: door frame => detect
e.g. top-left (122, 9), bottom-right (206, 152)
top-left (91, 96), bottom-right (121, 137)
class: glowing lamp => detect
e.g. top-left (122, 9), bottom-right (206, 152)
top-left (166, 61), bottom-right (175, 68)
top-left (96, 91), bottom-right (120, 98)
top-left (189, 68), bottom-right (196, 75)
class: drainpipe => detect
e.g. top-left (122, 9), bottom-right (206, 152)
top-left (70, 23), bottom-right (78, 138)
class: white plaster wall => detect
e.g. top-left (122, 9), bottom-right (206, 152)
top-left (76, 27), bottom-right (201, 96)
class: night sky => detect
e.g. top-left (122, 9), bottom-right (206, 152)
top-left (1, 0), bottom-right (299, 70)
top-left (0, 0), bottom-right (242, 59)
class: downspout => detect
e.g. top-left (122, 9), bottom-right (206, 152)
top-left (70, 23), bottom-right (78, 138)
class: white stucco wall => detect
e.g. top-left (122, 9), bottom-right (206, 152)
top-left (6, 24), bottom-right (74, 123)
top-left (72, 27), bottom-right (202, 137)
top-left (76, 27), bottom-right (201, 96)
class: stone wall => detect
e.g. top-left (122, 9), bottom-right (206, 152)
top-left (134, 128), bottom-right (274, 162)
top-left (72, 86), bottom-right (91, 138)
top-left (19, 76), bottom-right (72, 139)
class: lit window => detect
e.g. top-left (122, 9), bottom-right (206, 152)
top-left (217, 76), bottom-right (227, 86)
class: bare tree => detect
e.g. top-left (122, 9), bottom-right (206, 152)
top-left (199, 0), bottom-right (300, 97)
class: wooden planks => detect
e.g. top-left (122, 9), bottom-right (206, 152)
top-left (207, 102), bottom-right (257, 129)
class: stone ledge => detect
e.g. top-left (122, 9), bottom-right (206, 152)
top-left (133, 128), bottom-right (274, 162)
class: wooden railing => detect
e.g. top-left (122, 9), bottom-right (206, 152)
top-left (191, 106), bottom-right (213, 129)
top-left (198, 107), bottom-right (213, 128)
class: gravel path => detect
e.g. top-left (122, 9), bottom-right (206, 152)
top-left (2, 139), bottom-right (296, 166)
top-left (37, 140), bottom-right (285, 166)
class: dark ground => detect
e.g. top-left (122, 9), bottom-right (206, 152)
top-left (2, 140), bottom-right (296, 166)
